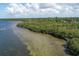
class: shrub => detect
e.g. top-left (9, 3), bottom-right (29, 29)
top-left (67, 38), bottom-right (79, 55)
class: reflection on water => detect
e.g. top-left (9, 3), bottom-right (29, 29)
top-left (0, 21), bottom-right (30, 56)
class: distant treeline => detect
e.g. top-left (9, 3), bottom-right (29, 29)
top-left (1, 17), bottom-right (79, 21)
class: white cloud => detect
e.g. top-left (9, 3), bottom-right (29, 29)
top-left (6, 4), bottom-right (28, 15)
top-left (5, 3), bottom-right (79, 18)
top-left (65, 8), bottom-right (73, 13)
top-left (50, 3), bottom-right (62, 10)
top-left (40, 8), bottom-right (60, 14)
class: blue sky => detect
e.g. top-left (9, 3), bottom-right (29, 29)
top-left (0, 3), bottom-right (79, 18)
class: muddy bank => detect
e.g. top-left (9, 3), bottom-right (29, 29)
top-left (12, 22), bottom-right (68, 56)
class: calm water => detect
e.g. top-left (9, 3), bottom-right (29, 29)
top-left (0, 21), bottom-right (29, 56)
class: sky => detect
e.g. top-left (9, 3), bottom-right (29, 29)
top-left (0, 3), bottom-right (79, 18)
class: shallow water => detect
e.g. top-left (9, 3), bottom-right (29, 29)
top-left (0, 21), bottom-right (30, 56)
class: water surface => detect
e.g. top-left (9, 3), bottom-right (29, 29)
top-left (0, 21), bottom-right (29, 56)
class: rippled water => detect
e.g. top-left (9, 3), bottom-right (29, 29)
top-left (0, 21), bottom-right (29, 56)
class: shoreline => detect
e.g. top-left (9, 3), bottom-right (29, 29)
top-left (11, 21), bottom-right (68, 56)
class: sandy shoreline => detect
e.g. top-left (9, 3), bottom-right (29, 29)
top-left (11, 21), bottom-right (68, 56)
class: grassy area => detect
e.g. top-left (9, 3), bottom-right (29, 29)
top-left (17, 18), bottom-right (79, 55)
top-left (17, 18), bottom-right (79, 39)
